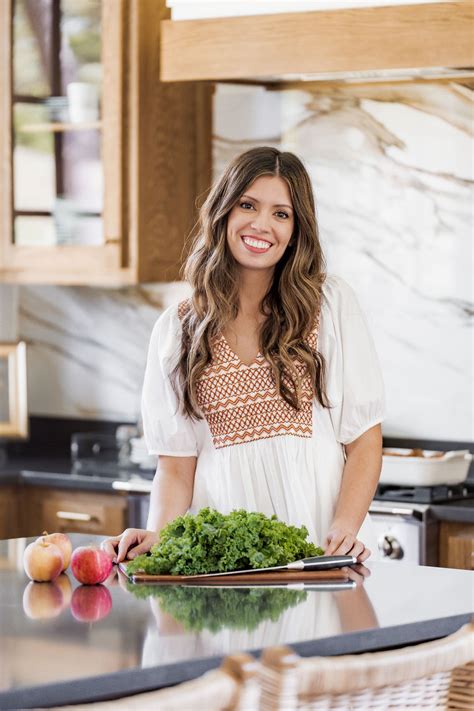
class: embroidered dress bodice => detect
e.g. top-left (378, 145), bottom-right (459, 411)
top-left (177, 301), bottom-right (318, 449)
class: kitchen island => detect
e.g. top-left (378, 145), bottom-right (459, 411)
top-left (0, 534), bottom-right (472, 709)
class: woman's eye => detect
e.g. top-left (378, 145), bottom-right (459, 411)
top-left (240, 202), bottom-right (254, 210)
top-left (276, 211), bottom-right (289, 219)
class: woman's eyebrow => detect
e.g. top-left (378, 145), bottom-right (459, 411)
top-left (241, 194), bottom-right (293, 210)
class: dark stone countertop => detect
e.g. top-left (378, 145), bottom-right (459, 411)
top-left (0, 533), bottom-right (472, 709)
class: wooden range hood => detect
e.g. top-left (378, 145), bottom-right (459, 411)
top-left (160, 1), bottom-right (474, 84)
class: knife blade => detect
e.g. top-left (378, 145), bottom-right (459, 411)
top-left (183, 555), bottom-right (357, 579)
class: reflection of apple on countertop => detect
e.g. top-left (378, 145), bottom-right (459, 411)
top-left (22, 577), bottom-right (70, 620)
top-left (71, 585), bottom-right (112, 622)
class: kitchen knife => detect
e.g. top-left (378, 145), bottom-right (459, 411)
top-left (184, 555), bottom-right (357, 579)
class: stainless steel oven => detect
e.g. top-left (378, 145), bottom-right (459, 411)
top-left (369, 501), bottom-right (439, 566)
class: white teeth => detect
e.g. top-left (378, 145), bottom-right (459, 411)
top-left (242, 236), bottom-right (272, 250)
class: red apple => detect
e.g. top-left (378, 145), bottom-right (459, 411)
top-left (40, 532), bottom-right (72, 571)
top-left (22, 581), bottom-right (64, 619)
top-left (71, 546), bottom-right (113, 585)
top-left (71, 585), bottom-right (112, 622)
top-left (23, 538), bottom-right (64, 582)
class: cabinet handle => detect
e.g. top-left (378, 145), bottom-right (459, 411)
top-left (56, 510), bottom-right (96, 522)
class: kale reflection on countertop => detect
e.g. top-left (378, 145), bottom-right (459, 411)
top-left (126, 583), bottom-right (307, 632)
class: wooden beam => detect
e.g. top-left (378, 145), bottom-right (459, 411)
top-left (161, 2), bottom-right (474, 82)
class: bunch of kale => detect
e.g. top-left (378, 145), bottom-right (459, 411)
top-left (126, 507), bottom-right (323, 576)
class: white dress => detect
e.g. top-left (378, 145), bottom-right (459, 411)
top-left (141, 274), bottom-right (385, 552)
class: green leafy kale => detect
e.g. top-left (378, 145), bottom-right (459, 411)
top-left (126, 508), bottom-right (323, 576)
top-left (125, 583), bottom-right (307, 632)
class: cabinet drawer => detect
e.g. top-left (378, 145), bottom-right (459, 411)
top-left (0, 486), bottom-right (19, 539)
top-left (21, 487), bottom-right (128, 537)
top-left (439, 521), bottom-right (474, 570)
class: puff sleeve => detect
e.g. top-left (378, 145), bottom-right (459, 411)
top-left (319, 275), bottom-right (386, 445)
top-left (141, 305), bottom-right (198, 457)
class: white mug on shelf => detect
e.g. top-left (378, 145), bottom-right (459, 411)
top-left (67, 82), bottom-right (100, 123)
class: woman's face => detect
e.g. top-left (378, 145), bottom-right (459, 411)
top-left (226, 175), bottom-right (295, 275)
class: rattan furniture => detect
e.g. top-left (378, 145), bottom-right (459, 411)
top-left (259, 622), bottom-right (474, 710)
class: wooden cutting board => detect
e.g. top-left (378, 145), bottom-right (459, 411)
top-left (119, 564), bottom-right (349, 585)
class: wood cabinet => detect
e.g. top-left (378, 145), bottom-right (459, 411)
top-left (20, 486), bottom-right (128, 537)
top-left (0, 0), bottom-right (212, 285)
top-left (0, 486), bottom-right (19, 539)
top-left (160, 2), bottom-right (473, 83)
top-left (439, 522), bottom-right (474, 570)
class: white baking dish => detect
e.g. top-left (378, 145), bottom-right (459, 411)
top-left (380, 448), bottom-right (472, 487)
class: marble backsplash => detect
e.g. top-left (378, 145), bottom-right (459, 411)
top-left (17, 82), bottom-right (473, 441)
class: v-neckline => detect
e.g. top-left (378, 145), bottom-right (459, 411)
top-left (219, 333), bottom-right (263, 369)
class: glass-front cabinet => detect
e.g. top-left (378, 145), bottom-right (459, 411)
top-left (0, 0), bottom-right (211, 284)
top-left (12, 0), bottom-right (104, 249)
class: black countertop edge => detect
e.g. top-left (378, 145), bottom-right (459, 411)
top-left (0, 458), bottom-right (155, 494)
top-left (22, 470), bottom-right (143, 493)
top-left (0, 470), bottom-right (124, 493)
top-left (430, 502), bottom-right (474, 524)
top-left (1, 614), bottom-right (471, 710)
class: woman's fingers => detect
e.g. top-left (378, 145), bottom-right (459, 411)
top-left (326, 533), bottom-right (356, 556)
top-left (324, 529), bottom-right (371, 563)
top-left (349, 539), bottom-right (365, 560)
top-left (324, 531), bottom-right (344, 554)
top-left (100, 536), bottom-right (121, 559)
top-left (101, 529), bottom-right (158, 564)
top-left (117, 529), bottom-right (144, 563)
top-left (126, 533), bottom-right (158, 559)
top-left (346, 542), bottom-right (371, 563)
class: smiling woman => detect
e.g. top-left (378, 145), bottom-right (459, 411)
top-left (102, 146), bottom-right (385, 568)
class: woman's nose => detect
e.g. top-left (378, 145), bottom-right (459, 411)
top-left (250, 213), bottom-right (271, 232)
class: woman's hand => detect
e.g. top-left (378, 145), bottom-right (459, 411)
top-left (101, 528), bottom-right (159, 564)
top-left (324, 525), bottom-right (371, 563)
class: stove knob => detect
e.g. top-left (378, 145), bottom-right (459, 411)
top-left (378, 534), bottom-right (404, 560)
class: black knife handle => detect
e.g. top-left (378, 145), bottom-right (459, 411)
top-left (301, 555), bottom-right (356, 570)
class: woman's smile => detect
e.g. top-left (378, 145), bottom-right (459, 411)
top-left (241, 235), bottom-right (273, 253)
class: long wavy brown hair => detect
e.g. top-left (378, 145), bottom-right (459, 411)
top-left (171, 146), bottom-right (330, 419)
